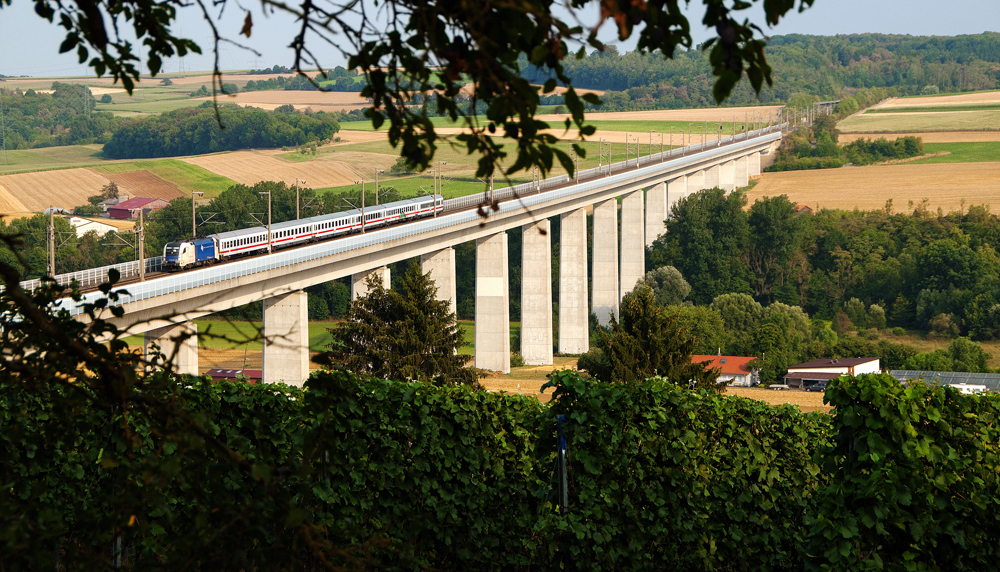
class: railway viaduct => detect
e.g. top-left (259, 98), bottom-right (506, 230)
top-left (57, 128), bottom-right (782, 385)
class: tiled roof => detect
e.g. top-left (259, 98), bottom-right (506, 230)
top-left (789, 357), bottom-right (878, 369)
top-left (691, 355), bottom-right (755, 375)
top-left (111, 197), bottom-right (164, 210)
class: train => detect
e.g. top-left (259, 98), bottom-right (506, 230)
top-left (163, 194), bottom-right (445, 270)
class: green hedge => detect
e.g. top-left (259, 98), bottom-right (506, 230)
top-left (5, 370), bottom-right (1000, 570)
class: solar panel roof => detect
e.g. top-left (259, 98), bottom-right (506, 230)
top-left (890, 370), bottom-right (1000, 391)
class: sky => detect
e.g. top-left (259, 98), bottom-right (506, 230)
top-left (0, 0), bottom-right (998, 78)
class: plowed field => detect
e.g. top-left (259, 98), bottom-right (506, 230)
top-left (0, 168), bottom-right (112, 213)
top-left (100, 170), bottom-right (184, 200)
top-left (181, 151), bottom-right (368, 187)
top-left (749, 163), bottom-right (1000, 213)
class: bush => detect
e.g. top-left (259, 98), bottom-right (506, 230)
top-left (892, 326), bottom-right (906, 336)
top-left (510, 352), bottom-right (526, 367)
top-left (99, 94), bottom-right (112, 104)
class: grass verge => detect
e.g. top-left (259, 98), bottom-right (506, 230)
top-left (908, 142), bottom-right (1000, 164)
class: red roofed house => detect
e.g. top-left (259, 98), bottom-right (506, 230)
top-left (783, 357), bottom-right (880, 390)
top-left (795, 204), bottom-right (813, 216)
top-left (108, 197), bottom-right (169, 220)
top-left (691, 355), bottom-right (759, 386)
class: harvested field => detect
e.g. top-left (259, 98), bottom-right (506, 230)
top-left (99, 170), bottom-right (184, 201)
top-left (182, 151), bottom-right (370, 187)
top-left (536, 106), bottom-right (784, 123)
top-left (167, 73), bottom-right (301, 85)
top-left (0, 168), bottom-right (112, 213)
top-left (839, 131), bottom-right (1000, 143)
top-left (727, 387), bottom-right (831, 413)
top-left (748, 163), bottom-right (1000, 213)
top-left (881, 91), bottom-right (1000, 108)
top-left (838, 109), bottom-right (1000, 133)
top-left (192, 90), bottom-right (368, 112)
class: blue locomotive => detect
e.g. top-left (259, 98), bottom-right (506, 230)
top-left (163, 194), bottom-right (444, 270)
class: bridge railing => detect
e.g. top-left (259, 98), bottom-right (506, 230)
top-left (14, 257), bottom-right (163, 293)
top-left (441, 123), bottom-right (783, 211)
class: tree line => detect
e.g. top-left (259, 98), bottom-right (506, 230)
top-left (526, 33), bottom-right (1000, 111)
top-left (0, 82), bottom-right (115, 149)
top-left (102, 104), bottom-right (340, 159)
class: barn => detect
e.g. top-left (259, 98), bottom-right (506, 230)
top-left (108, 197), bottom-right (169, 220)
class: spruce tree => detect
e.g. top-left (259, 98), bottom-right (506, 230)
top-left (578, 285), bottom-right (723, 390)
top-left (323, 262), bottom-right (481, 387)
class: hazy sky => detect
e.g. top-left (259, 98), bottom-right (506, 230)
top-left (0, 0), bottom-right (998, 78)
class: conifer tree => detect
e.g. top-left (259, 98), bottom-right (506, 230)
top-left (323, 262), bottom-right (481, 387)
top-left (578, 284), bottom-right (723, 390)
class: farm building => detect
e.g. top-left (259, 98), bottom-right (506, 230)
top-left (890, 370), bottom-right (1000, 393)
top-left (784, 357), bottom-right (880, 390)
top-left (206, 369), bottom-right (262, 384)
top-left (108, 197), bottom-right (168, 220)
top-left (691, 354), bottom-right (758, 386)
top-left (65, 216), bottom-right (136, 237)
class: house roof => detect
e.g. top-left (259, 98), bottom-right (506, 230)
top-left (206, 368), bottom-right (262, 380)
top-left (784, 372), bottom-right (843, 381)
top-left (692, 355), bottom-right (755, 375)
top-left (110, 197), bottom-right (165, 210)
top-left (789, 357), bottom-right (879, 369)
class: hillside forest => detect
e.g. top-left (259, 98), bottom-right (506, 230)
top-left (2, 33), bottom-right (1000, 151)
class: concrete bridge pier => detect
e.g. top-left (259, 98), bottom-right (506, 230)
top-left (521, 220), bottom-right (552, 365)
top-left (667, 176), bottom-right (686, 219)
top-left (619, 190), bottom-right (645, 299)
top-left (645, 182), bottom-right (667, 246)
top-left (735, 156), bottom-right (750, 188)
top-left (592, 198), bottom-right (619, 327)
top-left (420, 247), bottom-right (457, 317)
top-left (720, 160), bottom-right (735, 192)
top-left (558, 208), bottom-right (589, 355)
top-left (475, 232), bottom-right (510, 373)
top-left (262, 290), bottom-right (310, 387)
top-left (748, 152), bottom-right (761, 177)
top-left (144, 322), bottom-right (198, 376)
top-left (704, 165), bottom-right (721, 190)
top-left (687, 170), bottom-right (706, 196)
top-left (351, 266), bottom-right (390, 300)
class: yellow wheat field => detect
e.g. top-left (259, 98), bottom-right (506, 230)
top-left (0, 168), bottom-right (113, 214)
top-left (181, 151), bottom-right (385, 188)
top-left (748, 163), bottom-right (1000, 213)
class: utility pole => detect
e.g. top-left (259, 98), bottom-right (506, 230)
top-left (138, 208), bottom-right (145, 282)
top-left (374, 170), bottom-right (383, 205)
top-left (436, 161), bottom-right (447, 199)
top-left (659, 133), bottom-right (664, 160)
top-left (295, 178), bottom-right (307, 219)
top-left (354, 180), bottom-right (366, 233)
top-left (648, 130), bottom-right (654, 161)
top-left (258, 191), bottom-right (272, 252)
top-left (669, 127), bottom-right (673, 157)
top-left (191, 191), bottom-right (203, 238)
top-left (48, 206), bottom-right (55, 277)
top-left (624, 132), bottom-right (630, 167)
top-left (0, 86), bottom-right (7, 165)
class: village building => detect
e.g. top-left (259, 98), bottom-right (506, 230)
top-left (783, 357), bottom-right (880, 389)
top-left (691, 354), bottom-right (758, 386)
top-left (108, 197), bottom-right (169, 220)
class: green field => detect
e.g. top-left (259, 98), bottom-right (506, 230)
top-left (908, 142), bottom-right (1000, 164)
top-left (838, 109), bottom-right (1000, 133)
top-left (0, 144), bottom-right (109, 175)
top-left (866, 104), bottom-right (1000, 113)
top-left (91, 160), bottom-right (238, 197)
